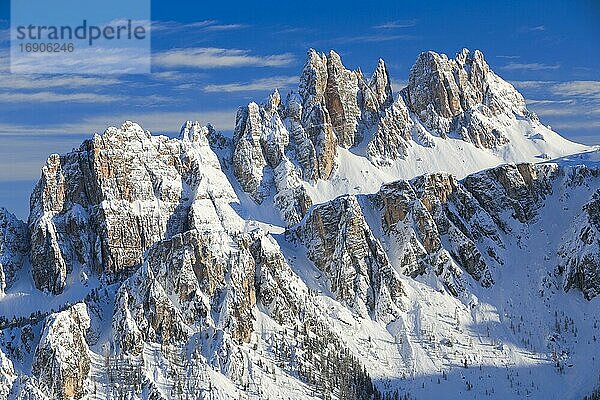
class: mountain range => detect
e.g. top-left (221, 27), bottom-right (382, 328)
top-left (0, 48), bottom-right (598, 400)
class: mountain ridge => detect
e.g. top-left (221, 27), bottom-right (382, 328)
top-left (0, 48), bottom-right (598, 400)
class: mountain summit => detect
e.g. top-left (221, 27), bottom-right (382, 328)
top-left (231, 48), bottom-right (587, 225)
top-left (0, 49), bottom-right (598, 400)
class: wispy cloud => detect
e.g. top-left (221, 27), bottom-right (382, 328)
top-left (374, 20), bottom-right (418, 29)
top-left (517, 80), bottom-right (600, 100)
top-left (551, 81), bottom-right (600, 100)
top-left (525, 99), bottom-right (575, 106)
top-left (153, 48), bottom-right (295, 69)
top-left (517, 79), bottom-right (600, 139)
top-left (324, 34), bottom-right (416, 44)
top-left (276, 26), bottom-right (314, 34)
top-left (548, 120), bottom-right (600, 130)
top-left (520, 25), bottom-right (546, 32)
top-left (0, 75), bottom-right (121, 90)
top-left (203, 76), bottom-right (297, 93)
top-left (391, 79), bottom-right (408, 91)
top-left (502, 62), bottom-right (560, 71)
top-left (9, 47), bottom-right (150, 74)
top-left (152, 20), bottom-right (248, 34)
top-left (152, 20), bottom-right (213, 31)
top-left (203, 24), bottom-right (248, 32)
top-left (0, 28), bottom-right (8, 44)
top-left (0, 91), bottom-right (118, 103)
top-left (496, 55), bottom-right (521, 59)
top-left (511, 80), bottom-right (550, 89)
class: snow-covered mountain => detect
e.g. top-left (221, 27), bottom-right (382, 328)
top-left (230, 48), bottom-right (587, 225)
top-left (0, 48), bottom-right (598, 400)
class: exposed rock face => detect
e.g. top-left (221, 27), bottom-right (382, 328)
top-left (232, 91), bottom-right (314, 225)
top-left (0, 208), bottom-right (28, 294)
top-left (324, 50), bottom-right (361, 148)
top-left (293, 195), bottom-right (406, 321)
top-left (112, 228), bottom-right (265, 345)
top-left (231, 49), bottom-right (413, 223)
top-left (229, 48), bottom-right (560, 225)
top-left (463, 163), bottom-right (557, 231)
top-left (29, 121), bottom-right (239, 294)
top-left (0, 348), bottom-right (16, 400)
top-left (233, 102), bottom-right (273, 202)
top-left (558, 183), bottom-right (600, 300)
top-left (365, 96), bottom-right (412, 166)
top-left (290, 163), bottom-right (581, 304)
top-left (402, 49), bottom-right (528, 147)
top-left (32, 303), bottom-right (91, 399)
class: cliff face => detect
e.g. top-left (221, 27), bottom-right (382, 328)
top-left (557, 170), bottom-right (600, 300)
top-left (0, 208), bottom-right (28, 295)
top-left (403, 49), bottom-right (529, 147)
top-left (32, 303), bottom-right (91, 399)
top-left (28, 121), bottom-right (242, 295)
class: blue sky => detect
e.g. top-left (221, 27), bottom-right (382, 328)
top-left (0, 0), bottom-right (599, 219)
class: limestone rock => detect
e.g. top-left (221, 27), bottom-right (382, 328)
top-left (293, 195), bottom-right (405, 321)
top-left (558, 186), bottom-right (600, 300)
top-left (402, 49), bottom-right (527, 148)
top-left (0, 208), bottom-right (29, 294)
top-left (32, 303), bottom-right (91, 399)
top-left (29, 121), bottom-right (239, 294)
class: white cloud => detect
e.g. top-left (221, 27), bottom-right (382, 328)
top-left (0, 28), bottom-right (8, 44)
top-left (10, 47), bottom-right (150, 75)
top-left (0, 91), bottom-right (118, 103)
top-left (153, 48), bottom-right (295, 69)
top-left (563, 134), bottom-right (600, 145)
top-left (0, 135), bottom-right (88, 181)
top-left (525, 99), bottom-right (575, 106)
top-left (521, 25), bottom-right (546, 32)
top-left (374, 20), bottom-right (418, 29)
top-left (151, 20), bottom-right (214, 32)
top-left (0, 74), bottom-right (121, 90)
top-left (551, 81), bottom-right (600, 100)
top-left (152, 20), bottom-right (248, 34)
top-left (511, 80), bottom-right (550, 89)
top-left (203, 24), bottom-right (248, 32)
top-left (549, 120), bottom-right (600, 130)
top-left (391, 79), bottom-right (408, 91)
top-left (0, 109), bottom-right (237, 185)
top-left (203, 76), bottom-right (297, 92)
top-left (515, 80), bottom-right (600, 138)
top-left (84, 110), bottom-right (237, 133)
top-left (502, 63), bottom-right (560, 71)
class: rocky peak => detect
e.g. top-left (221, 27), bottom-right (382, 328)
top-left (368, 58), bottom-right (394, 108)
top-left (299, 49), bottom-right (329, 108)
top-left (0, 208), bottom-right (28, 294)
top-left (230, 47), bottom-right (565, 225)
top-left (402, 48), bottom-right (527, 147)
top-left (29, 121), bottom-right (241, 294)
top-left (405, 49), bottom-right (486, 120)
top-left (180, 120), bottom-right (209, 144)
top-left (293, 195), bottom-right (406, 321)
top-left (266, 88), bottom-right (281, 113)
top-left (324, 50), bottom-right (361, 147)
